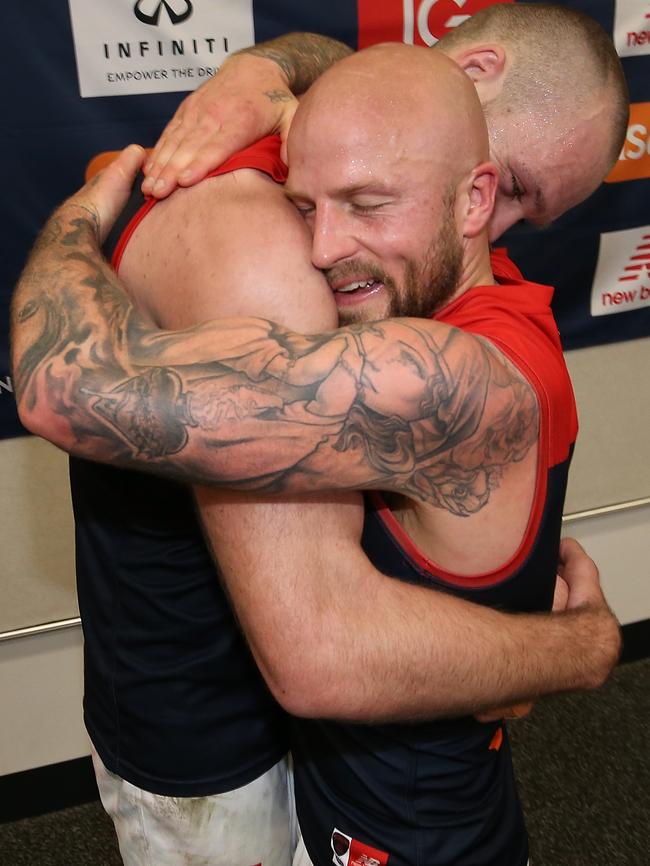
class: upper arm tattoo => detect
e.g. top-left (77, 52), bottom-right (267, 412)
top-left (12, 207), bottom-right (538, 514)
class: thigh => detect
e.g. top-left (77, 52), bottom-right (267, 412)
top-left (93, 747), bottom-right (293, 866)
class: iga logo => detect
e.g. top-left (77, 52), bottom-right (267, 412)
top-left (613, 0), bottom-right (650, 57)
top-left (133, 0), bottom-right (193, 26)
top-left (357, 0), bottom-right (512, 49)
top-left (591, 226), bottom-right (650, 317)
top-left (606, 103), bottom-right (650, 183)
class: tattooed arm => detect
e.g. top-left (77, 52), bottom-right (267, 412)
top-left (12, 152), bottom-right (536, 506)
top-left (142, 32), bottom-right (353, 197)
top-left (12, 149), bottom-right (621, 714)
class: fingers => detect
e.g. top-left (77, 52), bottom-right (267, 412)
top-left (146, 121), bottom-right (239, 198)
top-left (552, 575), bottom-right (570, 612)
top-left (558, 536), bottom-right (588, 571)
top-left (142, 106), bottom-right (201, 198)
top-left (476, 702), bottom-right (534, 723)
top-left (144, 113), bottom-right (186, 176)
top-left (558, 536), bottom-right (602, 610)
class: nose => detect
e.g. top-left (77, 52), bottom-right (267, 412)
top-left (310, 203), bottom-right (359, 270)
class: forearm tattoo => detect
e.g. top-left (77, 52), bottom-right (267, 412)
top-left (12, 206), bottom-right (538, 513)
top-left (241, 32), bottom-right (353, 94)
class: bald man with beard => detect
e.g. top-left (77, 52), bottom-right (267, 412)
top-left (13, 41), bottom-right (622, 866)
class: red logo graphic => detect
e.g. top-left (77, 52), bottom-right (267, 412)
top-left (357, 0), bottom-right (512, 49)
top-left (590, 225), bottom-right (650, 317)
top-left (331, 828), bottom-right (389, 866)
top-left (616, 233), bottom-right (650, 286)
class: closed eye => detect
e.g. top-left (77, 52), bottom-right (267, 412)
top-left (510, 174), bottom-right (525, 203)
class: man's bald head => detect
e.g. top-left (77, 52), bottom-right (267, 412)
top-left (286, 45), bottom-right (498, 324)
top-left (293, 43), bottom-right (489, 182)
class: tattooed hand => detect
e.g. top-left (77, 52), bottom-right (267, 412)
top-left (142, 33), bottom-right (352, 198)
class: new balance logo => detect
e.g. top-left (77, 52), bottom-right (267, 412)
top-left (617, 234), bottom-right (650, 285)
top-left (591, 227), bottom-right (650, 316)
top-left (613, 0), bottom-right (650, 57)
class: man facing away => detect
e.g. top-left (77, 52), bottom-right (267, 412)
top-left (11, 3), bottom-right (624, 860)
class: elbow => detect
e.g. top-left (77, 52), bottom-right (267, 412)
top-left (257, 639), bottom-right (353, 719)
top-left (15, 393), bottom-right (44, 437)
top-left (16, 394), bottom-right (71, 453)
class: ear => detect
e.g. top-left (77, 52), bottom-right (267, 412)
top-left (462, 162), bottom-right (498, 239)
top-left (452, 44), bottom-right (507, 103)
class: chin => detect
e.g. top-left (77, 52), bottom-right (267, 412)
top-left (336, 298), bottom-right (390, 326)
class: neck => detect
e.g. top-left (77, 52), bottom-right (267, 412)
top-left (449, 236), bottom-right (494, 305)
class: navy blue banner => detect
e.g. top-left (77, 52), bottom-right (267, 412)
top-left (3, 0), bottom-right (649, 440)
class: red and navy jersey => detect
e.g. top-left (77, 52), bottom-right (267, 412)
top-left (71, 136), bottom-right (289, 796)
top-left (293, 259), bottom-right (577, 866)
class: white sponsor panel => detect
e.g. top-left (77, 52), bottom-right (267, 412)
top-left (68, 0), bottom-right (255, 97)
top-left (591, 226), bottom-right (650, 317)
top-left (613, 0), bottom-right (650, 58)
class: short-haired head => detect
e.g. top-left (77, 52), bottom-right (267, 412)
top-left (438, 3), bottom-right (629, 237)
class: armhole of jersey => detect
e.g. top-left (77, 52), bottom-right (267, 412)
top-left (369, 342), bottom-right (552, 589)
top-left (111, 136), bottom-right (287, 274)
top-left (111, 197), bottom-right (158, 273)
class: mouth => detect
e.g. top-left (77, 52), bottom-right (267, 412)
top-left (330, 277), bottom-right (384, 306)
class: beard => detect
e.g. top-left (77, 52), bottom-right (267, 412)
top-left (329, 202), bottom-right (464, 326)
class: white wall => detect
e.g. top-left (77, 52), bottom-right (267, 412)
top-left (0, 626), bottom-right (88, 776)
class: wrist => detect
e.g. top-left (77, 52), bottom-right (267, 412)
top-left (231, 48), bottom-right (292, 89)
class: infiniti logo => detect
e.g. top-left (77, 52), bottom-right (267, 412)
top-left (134, 0), bottom-right (193, 26)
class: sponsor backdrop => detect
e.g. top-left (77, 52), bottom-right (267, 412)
top-left (2, 0), bottom-right (649, 440)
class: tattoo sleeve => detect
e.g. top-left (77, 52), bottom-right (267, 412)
top-left (12, 205), bottom-right (538, 513)
top-left (239, 32), bottom-right (353, 94)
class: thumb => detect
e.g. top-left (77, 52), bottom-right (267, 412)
top-left (76, 144), bottom-right (145, 245)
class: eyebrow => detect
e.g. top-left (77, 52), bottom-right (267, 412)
top-left (285, 181), bottom-right (393, 201)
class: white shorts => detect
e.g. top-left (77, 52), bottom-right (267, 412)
top-left (92, 745), bottom-right (296, 866)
